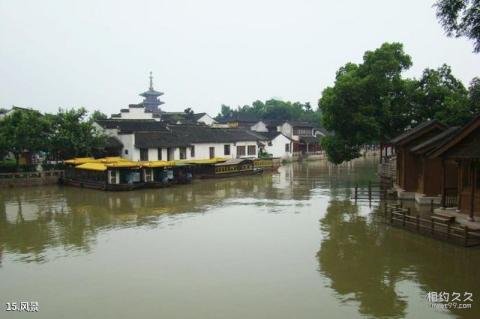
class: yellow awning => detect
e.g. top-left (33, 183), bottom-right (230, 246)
top-left (141, 161), bottom-right (176, 168)
top-left (106, 161), bottom-right (140, 168)
top-left (97, 157), bottom-right (129, 163)
top-left (75, 163), bottom-right (107, 171)
top-left (64, 157), bottom-right (99, 165)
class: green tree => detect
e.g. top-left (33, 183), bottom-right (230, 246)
top-left (468, 77), bottom-right (480, 114)
top-left (90, 110), bottom-right (108, 121)
top-left (47, 108), bottom-right (106, 160)
top-left (435, 0), bottom-right (480, 53)
top-left (319, 43), bottom-right (413, 164)
top-left (410, 64), bottom-right (470, 126)
top-left (215, 104), bottom-right (233, 120)
top-left (0, 108), bottom-right (48, 165)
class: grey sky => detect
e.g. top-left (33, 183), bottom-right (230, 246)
top-left (1, 0), bottom-right (479, 117)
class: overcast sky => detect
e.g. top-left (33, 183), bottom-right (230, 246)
top-left (1, 0), bottom-right (479, 117)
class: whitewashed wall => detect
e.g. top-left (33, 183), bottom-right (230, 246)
top-left (250, 121), bottom-right (268, 132)
top-left (279, 123), bottom-right (294, 140)
top-left (118, 107), bottom-right (157, 120)
top-left (197, 114), bottom-right (216, 126)
top-left (264, 134), bottom-right (292, 159)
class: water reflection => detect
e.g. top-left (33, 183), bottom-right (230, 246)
top-left (318, 199), bottom-right (480, 319)
top-left (0, 160), bottom-right (375, 265)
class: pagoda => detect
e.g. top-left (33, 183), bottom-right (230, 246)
top-left (139, 72), bottom-right (164, 113)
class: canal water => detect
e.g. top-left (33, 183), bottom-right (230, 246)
top-left (1, 158), bottom-right (479, 319)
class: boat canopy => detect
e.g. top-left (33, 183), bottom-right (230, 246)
top-left (141, 161), bottom-right (176, 168)
top-left (98, 157), bottom-right (129, 163)
top-left (64, 157), bottom-right (99, 165)
top-left (75, 163), bottom-right (108, 171)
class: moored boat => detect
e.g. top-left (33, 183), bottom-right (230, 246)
top-left (141, 160), bottom-right (177, 187)
top-left (252, 157), bottom-right (281, 171)
top-left (191, 158), bottom-right (263, 179)
top-left (62, 160), bottom-right (144, 191)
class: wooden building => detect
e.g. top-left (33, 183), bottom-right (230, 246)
top-left (429, 115), bottom-right (480, 220)
top-left (391, 120), bottom-right (453, 203)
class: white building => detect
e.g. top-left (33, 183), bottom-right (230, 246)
top-left (95, 120), bottom-right (261, 162)
top-left (257, 132), bottom-right (293, 160)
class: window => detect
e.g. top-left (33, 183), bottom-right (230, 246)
top-left (157, 148), bottom-right (162, 160)
top-left (109, 170), bottom-right (117, 184)
top-left (144, 169), bottom-right (153, 182)
top-left (140, 148), bottom-right (148, 161)
top-left (180, 147), bottom-right (187, 160)
top-left (224, 144), bottom-right (231, 156)
top-left (209, 147), bottom-right (215, 159)
top-left (247, 145), bottom-right (256, 156)
top-left (237, 146), bottom-right (246, 157)
top-left (124, 149), bottom-right (129, 155)
top-left (191, 145), bottom-right (195, 158)
top-left (268, 141), bottom-right (272, 146)
top-left (293, 128), bottom-right (312, 136)
top-left (285, 143), bottom-right (290, 152)
top-left (167, 148), bottom-right (172, 161)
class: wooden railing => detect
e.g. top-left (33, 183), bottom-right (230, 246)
top-left (382, 203), bottom-right (480, 247)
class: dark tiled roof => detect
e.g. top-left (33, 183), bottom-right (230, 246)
top-left (160, 112), bottom-right (211, 124)
top-left (169, 126), bottom-right (260, 143)
top-left (219, 113), bottom-right (261, 123)
top-left (139, 89), bottom-right (163, 97)
top-left (105, 136), bottom-right (123, 148)
top-left (410, 127), bottom-right (460, 154)
top-left (135, 131), bottom-right (191, 148)
top-left (96, 119), bottom-right (168, 133)
top-left (251, 131), bottom-right (290, 141)
top-left (390, 120), bottom-right (446, 145)
top-left (429, 114), bottom-right (480, 159)
top-left (286, 120), bottom-right (316, 128)
top-left (134, 126), bottom-right (260, 148)
top-left (192, 112), bottom-right (207, 121)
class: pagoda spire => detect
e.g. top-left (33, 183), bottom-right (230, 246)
top-left (139, 72), bottom-right (164, 113)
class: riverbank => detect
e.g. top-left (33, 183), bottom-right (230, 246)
top-left (0, 170), bottom-right (64, 188)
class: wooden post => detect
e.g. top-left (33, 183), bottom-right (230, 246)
top-left (470, 167), bottom-right (475, 221)
top-left (464, 226), bottom-right (469, 246)
top-left (355, 184), bottom-right (358, 201)
top-left (407, 207), bottom-right (411, 216)
top-left (402, 210), bottom-right (406, 227)
top-left (430, 199), bottom-right (434, 214)
top-left (400, 198), bottom-right (403, 208)
top-left (441, 159), bottom-right (446, 208)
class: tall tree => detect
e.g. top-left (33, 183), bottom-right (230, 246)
top-left (0, 109), bottom-right (48, 165)
top-left (319, 43), bottom-right (413, 164)
top-left (435, 0), bottom-right (480, 53)
top-left (409, 64), bottom-right (470, 126)
top-left (47, 108), bottom-right (106, 160)
top-left (90, 110), bottom-right (108, 121)
top-left (468, 77), bottom-right (480, 114)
